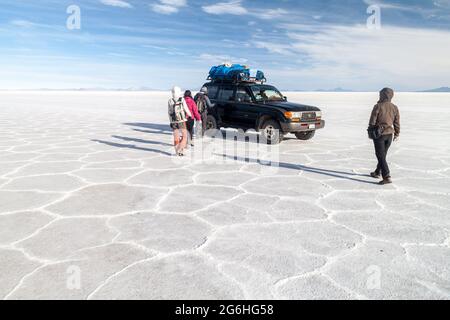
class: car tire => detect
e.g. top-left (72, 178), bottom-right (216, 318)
top-left (205, 115), bottom-right (218, 130)
top-left (295, 131), bottom-right (315, 140)
top-left (204, 115), bottom-right (224, 138)
top-left (259, 120), bottom-right (282, 145)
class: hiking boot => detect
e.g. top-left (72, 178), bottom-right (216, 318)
top-left (379, 177), bottom-right (392, 185)
top-left (370, 172), bottom-right (381, 179)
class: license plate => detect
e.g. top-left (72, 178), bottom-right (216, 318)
top-left (309, 124), bottom-right (316, 129)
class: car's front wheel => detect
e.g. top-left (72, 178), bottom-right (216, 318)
top-left (295, 131), bottom-right (315, 140)
top-left (259, 120), bottom-right (282, 145)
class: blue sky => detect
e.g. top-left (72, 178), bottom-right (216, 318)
top-left (1, 0), bottom-right (449, 90)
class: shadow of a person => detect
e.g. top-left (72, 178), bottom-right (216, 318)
top-left (219, 154), bottom-right (378, 185)
top-left (92, 139), bottom-right (173, 156)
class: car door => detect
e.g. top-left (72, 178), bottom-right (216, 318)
top-left (204, 84), bottom-right (220, 119)
top-left (216, 85), bottom-right (236, 126)
top-left (233, 86), bottom-right (259, 129)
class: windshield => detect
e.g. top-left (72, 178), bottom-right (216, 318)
top-left (251, 85), bottom-right (284, 102)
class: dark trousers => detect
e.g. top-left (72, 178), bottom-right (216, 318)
top-left (186, 118), bottom-right (195, 142)
top-left (374, 134), bottom-right (393, 178)
top-left (200, 111), bottom-right (208, 135)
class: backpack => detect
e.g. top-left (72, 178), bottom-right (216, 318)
top-left (196, 95), bottom-right (206, 113)
top-left (367, 125), bottom-right (383, 140)
top-left (169, 98), bottom-right (186, 123)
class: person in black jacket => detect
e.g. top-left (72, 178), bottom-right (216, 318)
top-left (194, 87), bottom-right (214, 136)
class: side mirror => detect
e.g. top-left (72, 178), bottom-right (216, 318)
top-left (283, 96), bottom-right (288, 101)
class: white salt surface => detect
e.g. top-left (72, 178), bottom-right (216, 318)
top-left (0, 91), bottom-right (449, 300)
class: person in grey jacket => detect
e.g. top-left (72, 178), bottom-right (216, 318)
top-left (369, 87), bottom-right (401, 185)
top-left (194, 87), bottom-right (214, 136)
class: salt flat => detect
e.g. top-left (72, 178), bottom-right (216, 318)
top-left (0, 91), bottom-right (449, 300)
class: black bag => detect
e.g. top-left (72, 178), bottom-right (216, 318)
top-left (367, 125), bottom-right (383, 140)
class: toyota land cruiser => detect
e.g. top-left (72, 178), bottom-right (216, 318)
top-left (202, 81), bottom-right (325, 144)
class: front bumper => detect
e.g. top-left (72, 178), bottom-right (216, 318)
top-left (281, 120), bottom-right (326, 133)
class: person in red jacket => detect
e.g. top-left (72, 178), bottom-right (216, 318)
top-left (184, 90), bottom-right (202, 146)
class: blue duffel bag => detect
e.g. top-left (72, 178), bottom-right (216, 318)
top-left (208, 64), bottom-right (250, 81)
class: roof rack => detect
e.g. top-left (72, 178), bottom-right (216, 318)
top-left (242, 77), bottom-right (267, 84)
top-left (207, 77), bottom-right (267, 84)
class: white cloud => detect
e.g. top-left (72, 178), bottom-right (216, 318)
top-left (160, 0), bottom-right (187, 6)
top-left (363, 0), bottom-right (450, 22)
top-left (257, 8), bottom-right (288, 20)
top-left (363, 0), bottom-right (414, 11)
top-left (9, 20), bottom-right (64, 31)
top-left (434, 0), bottom-right (450, 8)
top-left (10, 20), bottom-right (35, 28)
top-left (261, 24), bottom-right (450, 90)
top-left (202, 0), bottom-right (248, 15)
top-left (277, 23), bottom-right (323, 32)
top-left (202, 1), bottom-right (288, 20)
top-left (363, 0), bottom-right (439, 15)
top-left (100, 0), bottom-right (133, 8)
top-left (199, 53), bottom-right (248, 64)
top-left (252, 41), bottom-right (294, 55)
top-left (151, 0), bottom-right (187, 15)
top-left (151, 4), bottom-right (179, 14)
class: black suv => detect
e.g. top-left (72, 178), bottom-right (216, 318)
top-left (202, 81), bottom-right (325, 144)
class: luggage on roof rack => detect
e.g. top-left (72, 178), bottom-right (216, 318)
top-left (249, 69), bottom-right (266, 82)
top-left (207, 64), bottom-right (266, 83)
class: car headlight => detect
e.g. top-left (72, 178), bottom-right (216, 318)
top-left (316, 111), bottom-right (322, 119)
top-left (285, 112), bottom-right (302, 119)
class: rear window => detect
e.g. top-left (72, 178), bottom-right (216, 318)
top-left (218, 87), bottom-right (235, 102)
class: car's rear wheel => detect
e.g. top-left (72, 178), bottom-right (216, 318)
top-left (295, 131), bottom-right (315, 140)
top-left (205, 115), bottom-right (218, 130)
top-left (260, 120), bottom-right (282, 145)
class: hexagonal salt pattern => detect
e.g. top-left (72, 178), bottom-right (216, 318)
top-left (16, 218), bottom-right (118, 261)
top-left (110, 213), bottom-right (212, 253)
top-left (89, 254), bottom-right (244, 300)
top-left (7, 244), bottom-right (154, 300)
top-left (46, 184), bottom-right (167, 216)
top-left (1, 91), bottom-right (449, 300)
